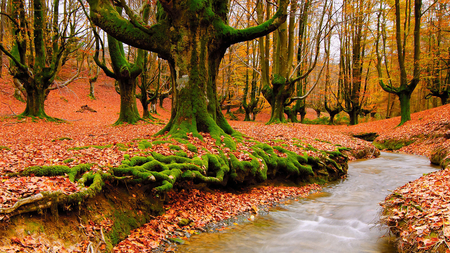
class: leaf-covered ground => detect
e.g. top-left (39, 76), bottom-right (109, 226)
top-left (2, 67), bottom-right (449, 252)
top-left (0, 68), bottom-right (379, 251)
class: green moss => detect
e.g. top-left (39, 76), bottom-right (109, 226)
top-left (229, 153), bottom-right (265, 183)
top-left (175, 151), bottom-right (188, 157)
top-left (68, 146), bottom-right (90, 151)
top-left (374, 139), bottom-right (415, 151)
top-left (93, 144), bottom-right (113, 149)
top-left (221, 135), bottom-right (236, 150)
top-left (68, 144), bottom-right (113, 151)
top-left (152, 152), bottom-right (192, 164)
top-left (186, 144), bottom-right (198, 153)
top-left (168, 237), bottom-right (185, 244)
top-left (116, 143), bottom-right (128, 149)
top-left (107, 210), bottom-right (139, 245)
top-left (129, 156), bottom-right (153, 166)
top-left (303, 117), bottom-right (331, 125)
top-left (18, 165), bottom-right (71, 177)
top-left (169, 145), bottom-right (182, 150)
top-left (63, 158), bottom-right (75, 164)
top-left (152, 140), bottom-right (172, 145)
top-left (25, 221), bottom-right (45, 234)
top-left (52, 137), bottom-right (73, 142)
top-left (138, 140), bottom-right (152, 150)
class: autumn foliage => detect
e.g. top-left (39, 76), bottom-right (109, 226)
top-left (0, 67), bottom-right (382, 251)
top-left (1, 59), bottom-right (450, 251)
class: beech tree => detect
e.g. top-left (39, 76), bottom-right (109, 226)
top-left (337, 0), bottom-right (374, 125)
top-left (376, 0), bottom-right (422, 125)
top-left (424, 2), bottom-right (449, 105)
top-left (90, 5), bottom-right (148, 125)
top-left (87, 0), bottom-right (288, 139)
top-left (0, 0), bottom-right (83, 119)
top-left (137, 52), bottom-right (160, 118)
top-left (323, 4), bottom-right (342, 124)
top-left (262, 0), bottom-right (329, 124)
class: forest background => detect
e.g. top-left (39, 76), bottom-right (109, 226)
top-left (0, 0), bottom-right (448, 126)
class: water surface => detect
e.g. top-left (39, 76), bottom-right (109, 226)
top-left (178, 152), bottom-right (439, 253)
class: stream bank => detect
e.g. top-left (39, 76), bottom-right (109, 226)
top-left (0, 141), bottom-right (376, 252)
top-left (177, 152), bottom-right (439, 253)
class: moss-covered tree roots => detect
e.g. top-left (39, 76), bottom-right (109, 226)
top-left (0, 133), bottom-right (350, 222)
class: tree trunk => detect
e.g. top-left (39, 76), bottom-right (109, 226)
top-left (265, 75), bottom-right (290, 124)
top-left (441, 95), bottom-right (448, 105)
top-left (89, 79), bottom-right (96, 99)
top-left (22, 84), bottom-right (48, 118)
top-left (285, 106), bottom-right (298, 123)
top-left (348, 105), bottom-right (360, 125)
top-left (329, 112), bottom-right (337, 125)
top-left (157, 42), bottom-right (233, 138)
top-left (115, 78), bottom-right (141, 124)
top-left (399, 91), bottom-right (411, 124)
top-left (268, 96), bottom-right (286, 123)
top-left (140, 89), bottom-right (151, 119)
top-left (0, 0), bottom-right (5, 78)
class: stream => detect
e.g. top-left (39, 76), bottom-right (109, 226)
top-left (177, 152), bottom-right (439, 253)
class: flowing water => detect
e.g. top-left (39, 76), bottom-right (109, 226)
top-left (177, 152), bottom-right (439, 253)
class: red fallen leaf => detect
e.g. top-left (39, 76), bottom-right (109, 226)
top-left (419, 237), bottom-right (439, 249)
top-left (10, 237), bottom-right (21, 244)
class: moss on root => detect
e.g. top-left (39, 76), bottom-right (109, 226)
top-left (1, 132), bottom-right (351, 222)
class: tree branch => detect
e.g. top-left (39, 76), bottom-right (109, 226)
top-left (221, 0), bottom-right (288, 46)
top-left (0, 44), bottom-right (31, 75)
top-left (86, 0), bottom-right (171, 59)
top-left (290, 61), bottom-right (326, 101)
top-left (0, 12), bottom-right (19, 28)
top-left (48, 55), bottom-right (85, 91)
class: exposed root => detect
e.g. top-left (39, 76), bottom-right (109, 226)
top-left (0, 132), bottom-right (366, 221)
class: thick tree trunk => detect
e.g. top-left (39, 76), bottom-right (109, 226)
top-left (268, 91), bottom-right (287, 124)
top-left (329, 113), bottom-right (336, 124)
top-left (138, 85), bottom-right (151, 119)
top-left (243, 106), bottom-right (251, 121)
top-left (115, 79), bottom-right (141, 125)
top-left (89, 81), bottom-right (96, 99)
top-left (265, 75), bottom-right (291, 124)
top-left (157, 40), bottom-right (233, 139)
top-left (22, 85), bottom-right (48, 118)
top-left (348, 104), bottom-right (360, 125)
top-left (107, 32), bottom-right (144, 125)
top-left (285, 107), bottom-right (298, 123)
top-left (299, 105), bottom-right (306, 123)
top-left (398, 92), bottom-right (411, 125)
top-left (140, 94), bottom-right (150, 119)
top-left (441, 95), bottom-right (448, 105)
top-left (268, 99), bottom-right (285, 123)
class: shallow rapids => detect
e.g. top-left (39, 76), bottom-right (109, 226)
top-left (178, 152), bottom-right (439, 253)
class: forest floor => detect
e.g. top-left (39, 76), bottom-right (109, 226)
top-left (0, 67), bottom-right (449, 252)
